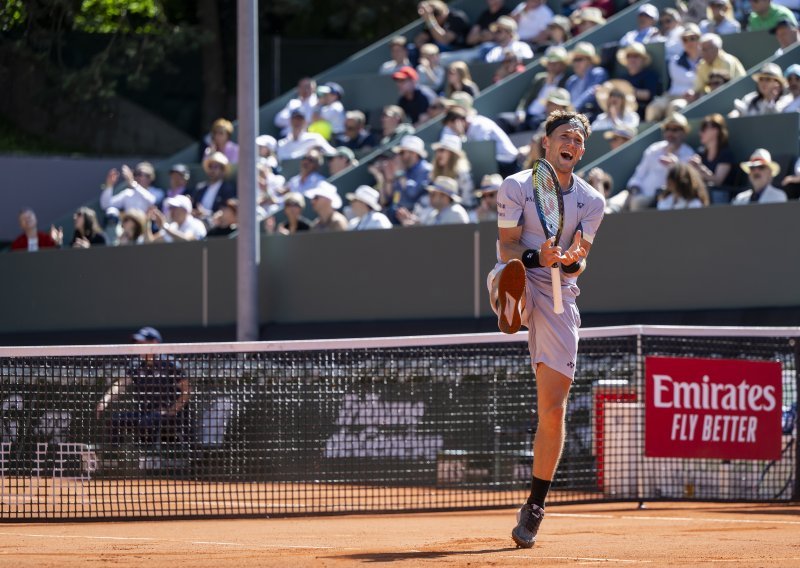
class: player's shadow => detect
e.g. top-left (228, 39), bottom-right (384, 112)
top-left (332, 547), bottom-right (518, 562)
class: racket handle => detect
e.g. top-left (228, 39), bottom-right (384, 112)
top-left (550, 266), bottom-right (564, 314)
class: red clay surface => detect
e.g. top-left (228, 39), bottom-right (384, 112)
top-left (2, 502), bottom-right (799, 567)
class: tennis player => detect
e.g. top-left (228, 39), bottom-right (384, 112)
top-left (487, 110), bottom-right (605, 548)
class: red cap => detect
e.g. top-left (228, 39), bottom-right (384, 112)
top-left (392, 66), bottom-right (419, 82)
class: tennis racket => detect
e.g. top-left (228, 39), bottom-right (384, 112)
top-left (531, 158), bottom-right (565, 314)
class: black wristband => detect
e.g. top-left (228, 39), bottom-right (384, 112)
top-left (521, 249), bottom-right (542, 269)
top-left (561, 259), bottom-right (585, 274)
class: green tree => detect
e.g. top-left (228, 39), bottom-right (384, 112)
top-left (0, 0), bottom-right (199, 104)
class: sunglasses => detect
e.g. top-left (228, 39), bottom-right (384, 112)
top-left (700, 122), bottom-right (719, 130)
top-left (664, 126), bottom-right (684, 132)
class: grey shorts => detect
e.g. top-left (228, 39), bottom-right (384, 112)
top-left (488, 264), bottom-right (581, 380)
top-left (526, 284), bottom-right (581, 380)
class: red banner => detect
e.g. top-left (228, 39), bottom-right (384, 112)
top-left (645, 356), bottom-right (782, 460)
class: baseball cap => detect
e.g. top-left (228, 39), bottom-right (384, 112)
top-left (392, 66), bottom-right (419, 82)
top-left (169, 163), bottom-right (190, 180)
top-left (637, 3), bottom-right (659, 19)
top-left (324, 82), bottom-right (344, 98)
top-left (165, 194), bottom-right (193, 213)
top-left (132, 326), bottom-right (162, 343)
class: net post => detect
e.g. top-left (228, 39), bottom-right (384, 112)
top-left (793, 338), bottom-right (800, 500)
top-left (635, 332), bottom-right (645, 506)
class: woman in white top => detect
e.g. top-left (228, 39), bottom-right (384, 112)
top-left (657, 163), bottom-right (709, 210)
top-left (591, 80), bottom-right (640, 132)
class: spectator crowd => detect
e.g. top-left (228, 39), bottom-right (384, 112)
top-left (9, 0), bottom-right (800, 251)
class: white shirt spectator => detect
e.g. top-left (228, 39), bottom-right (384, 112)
top-left (657, 194), bottom-right (704, 209)
top-left (379, 59), bottom-right (410, 76)
top-left (732, 184), bottom-right (788, 204)
top-left (627, 140), bottom-right (696, 198)
top-left (699, 18), bottom-right (740, 35)
top-left (526, 75), bottom-right (566, 116)
top-left (277, 132), bottom-right (336, 161)
top-left (274, 95), bottom-right (318, 137)
top-left (161, 216), bottom-right (208, 243)
top-left (485, 41), bottom-right (534, 63)
top-left (591, 110), bottom-right (640, 131)
top-left (666, 53), bottom-right (699, 96)
top-left (421, 203), bottom-right (470, 225)
top-left (511, 1), bottom-right (554, 43)
top-left (348, 210), bottom-right (393, 230)
top-left (100, 184), bottom-right (157, 215)
top-left (442, 114), bottom-right (518, 164)
top-left (317, 100), bottom-right (346, 136)
top-left (619, 27), bottom-right (661, 46)
top-left (662, 26), bottom-right (686, 60)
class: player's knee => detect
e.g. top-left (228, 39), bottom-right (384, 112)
top-left (537, 402), bottom-right (567, 430)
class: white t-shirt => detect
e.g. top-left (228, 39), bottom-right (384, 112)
top-left (277, 132), bottom-right (336, 161)
top-left (100, 184), bottom-right (157, 215)
top-left (511, 2), bottom-right (554, 42)
top-left (591, 111), bottom-right (640, 132)
top-left (485, 40), bottom-right (534, 63)
top-left (421, 203), bottom-right (470, 225)
top-left (317, 101), bottom-right (346, 135)
top-left (627, 141), bottom-right (696, 197)
top-left (274, 95), bottom-right (318, 135)
top-left (441, 116), bottom-right (518, 164)
top-left (27, 236), bottom-right (39, 252)
top-left (657, 194), bottom-right (704, 210)
top-left (162, 216), bottom-right (208, 243)
top-left (348, 211), bottom-right (393, 230)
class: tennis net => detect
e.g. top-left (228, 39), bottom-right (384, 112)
top-left (0, 325), bottom-right (797, 521)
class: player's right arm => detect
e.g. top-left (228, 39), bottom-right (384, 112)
top-left (497, 175), bottom-right (561, 267)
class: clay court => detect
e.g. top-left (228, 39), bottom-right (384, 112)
top-left (3, 501), bottom-right (799, 567)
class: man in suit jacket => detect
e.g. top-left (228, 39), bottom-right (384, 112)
top-left (192, 151), bottom-right (236, 224)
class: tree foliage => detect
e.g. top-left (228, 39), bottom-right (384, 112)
top-left (0, 0), bottom-right (199, 104)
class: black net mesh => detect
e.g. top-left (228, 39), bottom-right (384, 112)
top-left (0, 331), bottom-right (797, 521)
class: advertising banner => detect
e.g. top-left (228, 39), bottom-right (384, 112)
top-left (645, 357), bottom-right (782, 460)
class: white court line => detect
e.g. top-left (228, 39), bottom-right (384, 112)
top-left (507, 555), bottom-right (650, 563)
top-left (0, 532), bottom-right (339, 550)
top-left (550, 513), bottom-right (616, 519)
top-left (618, 515), bottom-right (800, 526)
top-left (546, 513), bottom-right (800, 526)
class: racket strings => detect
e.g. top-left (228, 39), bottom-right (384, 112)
top-left (533, 162), bottom-right (563, 242)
